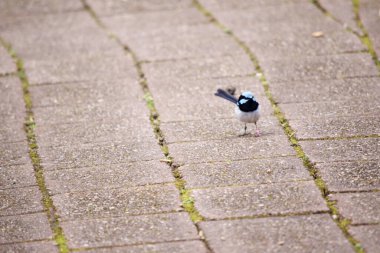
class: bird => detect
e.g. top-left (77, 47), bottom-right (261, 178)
top-left (215, 88), bottom-right (260, 136)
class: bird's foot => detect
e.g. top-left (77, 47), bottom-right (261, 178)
top-left (254, 130), bottom-right (260, 137)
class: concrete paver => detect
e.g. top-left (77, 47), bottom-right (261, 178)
top-left (0, 141), bottom-right (30, 166)
top-left (62, 213), bottom-right (199, 249)
top-left (0, 241), bottom-right (58, 253)
top-left (52, 184), bottom-right (181, 220)
top-left (200, 214), bottom-right (354, 253)
top-left (350, 224), bottom-right (380, 253)
top-left (85, 240), bottom-right (208, 253)
top-left (193, 181), bottom-right (327, 219)
top-left (180, 157), bottom-right (310, 188)
top-left (331, 192), bottom-right (380, 225)
top-left (360, 0), bottom-right (380, 56)
top-left (0, 164), bottom-right (36, 190)
top-left (0, 213), bottom-right (52, 244)
top-left (0, 46), bottom-right (15, 75)
top-left (0, 187), bottom-right (44, 216)
top-left (45, 161), bottom-right (173, 194)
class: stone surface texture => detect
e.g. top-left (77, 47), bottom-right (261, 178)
top-left (0, 0), bottom-right (379, 252)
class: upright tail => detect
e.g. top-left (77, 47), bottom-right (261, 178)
top-left (214, 88), bottom-right (238, 104)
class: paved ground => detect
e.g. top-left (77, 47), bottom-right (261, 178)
top-left (0, 0), bottom-right (379, 252)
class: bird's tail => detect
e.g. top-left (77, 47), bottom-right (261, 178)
top-left (214, 88), bottom-right (238, 104)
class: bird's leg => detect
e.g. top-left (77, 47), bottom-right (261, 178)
top-left (254, 123), bottom-right (260, 137)
top-left (244, 123), bottom-right (247, 135)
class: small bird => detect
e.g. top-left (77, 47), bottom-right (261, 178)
top-left (215, 88), bottom-right (260, 136)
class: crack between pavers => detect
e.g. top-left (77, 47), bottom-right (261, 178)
top-left (299, 134), bottom-right (380, 141)
top-left (311, 0), bottom-right (380, 74)
top-left (69, 238), bottom-right (204, 252)
top-left (0, 39), bottom-right (70, 253)
top-left (0, 238), bottom-right (56, 246)
top-left (330, 189), bottom-right (380, 194)
top-left (350, 222), bottom-right (380, 227)
top-left (193, 1), bottom-right (367, 253)
top-left (80, 1), bottom-right (213, 252)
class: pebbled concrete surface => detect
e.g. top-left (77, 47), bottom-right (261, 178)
top-left (1, 0), bottom-right (379, 252)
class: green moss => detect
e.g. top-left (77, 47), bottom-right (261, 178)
top-left (0, 38), bottom-right (69, 253)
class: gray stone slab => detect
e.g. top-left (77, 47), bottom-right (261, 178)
top-left (0, 0), bottom-right (82, 17)
top-left (169, 135), bottom-right (295, 164)
top-left (143, 54), bottom-right (253, 80)
top-left (0, 76), bottom-right (25, 116)
top-left (30, 77), bottom-right (142, 107)
top-left (0, 124), bottom-right (25, 143)
top-left (280, 99), bottom-right (379, 120)
top-left (0, 213), bottom-right (52, 244)
top-left (350, 224), bottom-right (380, 253)
top-left (301, 138), bottom-right (379, 163)
top-left (199, 0), bottom-right (304, 11)
top-left (87, 0), bottom-right (193, 16)
top-left (316, 161), bottom-right (380, 192)
top-left (53, 184), bottom-right (181, 220)
top-left (319, 0), bottom-right (362, 35)
top-left (39, 141), bottom-right (163, 170)
top-left (35, 118), bottom-right (154, 147)
top-left (290, 116), bottom-right (380, 140)
top-left (162, 117), bottom-right (283, 143)
top-left (199, 214), bottom-right (354, 253)
top-left (180, 157), bottom-right (311, 188)
top-left (45, 161), bottom-right (173, 194)
top-left (0, 46), bottom-right (15, 75)
top-left (25, 54), bottom-right (136, 85)
top-left (192, 181), bottom-right (327, 219)
top-left (0, 241), bottom-right (58, 253)
top-left (0, 141), bottom-right (30, 166)
top-left (62, 213), bottom-right (198, 249)
top-left (271, 77), bottom-right (380, 104)
top-left (0, 164), bottom-right (36, 189)
top-left (331, 192), bottom-right (380, 225)
top-left (361, 0), bottom-right (380, 57)
top-left (0, 186), bottom-right (43, 216)
top-left (85, 240), bottom-right (208, 253)
top-left (260, 53), bottom-right (378, 83)
top-left (33, 100), bottom-right (149, 125)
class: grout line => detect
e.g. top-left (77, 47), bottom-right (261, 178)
top-left (0, 39), bottom-right (70, 253)
top-left (299, 134), bottom-right (380, 141)
top-left (0, 238), bottom-right (56, 246)
top-left (80, 1), bottom-right (213, 252)
top-left (193, 1), bottom-right (366, 253)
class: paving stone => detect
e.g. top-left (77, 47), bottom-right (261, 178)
top-left (25, 54), bottom-right (136, 85)
top-left (180, 157), bottom-right (310, 188)
top-left (192, 181), bottom-right (327, 219)
top-left (260, 53), bottom-right (378, 83)
top-left (0, 186), bottom-right (43, 216)
top-left (142, 54), bottom-right (253, 80)
top-left (0, 46), bottom-right (15, 75)
top-left (360, 0), bottom-right (380, 57)
top-left (53, 184), bottom-right (181, 220)
top-left (331, 192), bottom-right (380, 225)
top-left (199, 214), bottom-right (354, 253)
top-left (271, 77), bottom-right (380, 104)
top-left (0, 76), bottom-right (25, 116)
top-left (30, 78), bottom-right (141, 107)
top-left (87, 0), bottom-right (193, 16)
top-left (280, 99), bottom-right (379, 120)
top-left (45, 161), bottom-right (173, 194)
top-left (290, 116), bottom-right (380, 140)
top-left (316, 161), bottom-right (380, 192)
top-left (0, 141), bottom-right (30, 166)
top-left (199, 0), bottom-right (304, 11)
top-left (0, 241), bottom-right (58, 253)
top-left (1, 12), bottom-right (121, 61)
top-left (0, 0), bottom-right (82, 17)
top-left (62, 213), bottom-right (198, 249)
top-left (350, 224), bottom-right (380, 253)
top-left (39, 141), bottom-right (163, 170)
top-left (0, 124), bottom-right (25, 143)
top-left (33, 100), bottom-right (149, 125)
top-left (85, 240), bottom-right (208, 253)
top-left (0, 164), bottom-right (36, 189)
top-left (0, 213), bottom-right (52, 244)
top-left (35, 118), bottom-right (154, 148)
top-left (162, 117), bottom-right (283, 143)
top-left (301, 138), bottom-right (379, 163)
top-left (169, 135), bottom-right (295, 164)
top-left (319, 0), bottom-right (361, 34)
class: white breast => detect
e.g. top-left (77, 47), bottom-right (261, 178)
top-left (235, 105), bottom-right (260, 123)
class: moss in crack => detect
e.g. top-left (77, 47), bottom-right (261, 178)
top-left (0, 39), bottom-right (69, 253)
top-left (193, 1), bottom-right (365, 252)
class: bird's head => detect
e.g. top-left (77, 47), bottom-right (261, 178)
top-left (237, 91), bottom-right (259, 112)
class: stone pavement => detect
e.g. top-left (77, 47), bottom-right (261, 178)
top-left (0, 0), bottom-right (379, 252)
